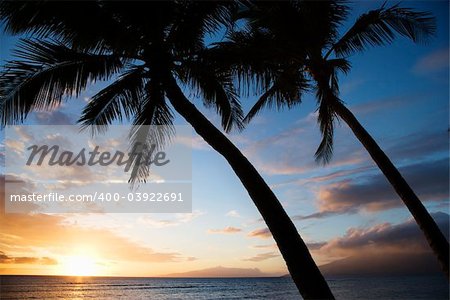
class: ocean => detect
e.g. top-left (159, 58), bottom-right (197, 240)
top-left (0, 275), bottom-right (448, 299)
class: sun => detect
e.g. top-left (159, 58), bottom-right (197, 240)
top-left (61, 255), bottom-right (100, 276)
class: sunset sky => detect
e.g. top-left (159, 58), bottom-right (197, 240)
top-left (0, 1), bottom-right (449, 277)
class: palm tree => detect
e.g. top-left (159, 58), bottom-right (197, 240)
top-left (0, 1), bottom-right (334, 298)
top-left (219, 1), bottom-right (449, 279)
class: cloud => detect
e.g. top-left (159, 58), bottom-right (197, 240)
top-left (0, 193), bottom-right (193, 266)
top-left (174, 135), bottom-right (209, 151)
top-left (413, 48), bottom-right (449, 74)
top-left (241, 95), bottom-right (446, 180)
top-left (177, 210), bottom-right (205, 223)
top-left (5, 128), bottom-right (114, 189)
top-left (350, 95), bottom-right (416, 115)
top-left (270, 165), bottom-right (374, 190)
top-left (251, 242), bottom-right (324, 251)
top-left (294, 211), bottom-right (341, 221)
top-left (314, 212), bottom-right (449, 260)
top-left (137, 210), bottom-right (205, 228)
top-left (0, 251), bottom-right (58, 265)
top-left (252, 244), bottom-right (277, 249)
top-left (296, 158), bottom-right (449, 219)
top-left (385, 130), bottom-right (449, 161)
top-left (14, 127), bottom-right (33, 142)
top-left (339, 78), bottom-right (366, 96)
top-left (0, 213), bottom-right (187, 263)
top-left (186, 256), bottom-right (197, 262)
top-left (307, 242), bottom-right (326, 250)
top-left (304, 166), bottom-right (372, 184)
top-left (4, 140), bottom-right (25, 156)
top-left (243, 252), bottom-right (279, 262)
top-left (248, 228), bottom-right (272, 239)
top-left (1, 175), bottom-right (41, 214)
top-left (137, 218), bottom-right (179, 228)
top-left (242, 113), bottom-right (367, 176)
top-left (34, 111), bottom-right (75, 125)
top-left (225, 210), bottom-right (241, 218)
top-left (207, 226), bottom-right (242, 234)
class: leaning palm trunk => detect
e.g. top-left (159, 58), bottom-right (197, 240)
top-left (334, 101), bottom-right (449, 279)
top-left (164, 74), bottom-right (334, 299)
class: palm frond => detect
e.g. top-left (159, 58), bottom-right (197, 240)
top-left (128, 79), bottom-right (174, 185)
top-left (314, 86), bottom-right (342, 164)
top-left (0, 39), bottom-right (123, 126)
top-left (210, 29), bottom-right (298, 100)
top-left (0, 1), bottom-right (143, 54)
top-left (244, 68), bottom-right (308, 123)
top-left (176, 59), bottom-right (244, 132)
top-left (78, 67), bottom-right (145, 134)
top-left (315, 101), bottom-right (336, 165)
top-left (169, 1), bottom-right (236, 53)
top-left (295, 0), bottom-right (349, 49)
top-left (240, 1), bottom-right (349, 51)
top-left (327, 58), bottom-right (351, 95)
top-left (329, 4), bottom-right (436, 58)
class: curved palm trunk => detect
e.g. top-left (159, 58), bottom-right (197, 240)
top-left (164, 75), bottom-right (334, 299)
top-left (334, 101), bottom-right (449, 280)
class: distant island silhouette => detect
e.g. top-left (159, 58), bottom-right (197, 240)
top-left (162, 266), bottom-right (271, 278)
top-left (279, 252), bottom-right (444, 278)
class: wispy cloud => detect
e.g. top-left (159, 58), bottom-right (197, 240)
top-left (207, 226), bottom-right (242, 234)
top-left (251, 244), bottom-right (277, 249)
top-left (294, 158), bottom-right (449, 219)
top-left (349, 94), bottom-right (418, 115)
top-left (174, 134), bottom-right (210, 151)
top-left (315, 212), bottom-right (449, 259)
top-left (138, 210), bottom-right (205, 228)
top-left (33, 111), bottom-right (75, 125)
top-left (225, 210), bottom-right (241, 218)
top-left (248, 228), bottom-right (272, 239)
top-left (0, 251), bottom-right (58, 265)
top-left (0, 211), bottom-right (192, 264)
top-left (385, 130), bottom-right (449, 161)
top-left (241, 112), bottom-right (367, 177)
top-left (413, 48), bottom-right (449, 74)
top-left (243, 252), bottom-right (279, 262)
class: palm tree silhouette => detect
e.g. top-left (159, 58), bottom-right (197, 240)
top-left (219, 1), bottom-right (449, 279)
top-left (0, 1), bottom-right (334, 299)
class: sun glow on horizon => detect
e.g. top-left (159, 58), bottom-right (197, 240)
top-left (59, 247), bottom-right (104, 276)
top-left (61, 255), bottom-right (100, 276)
